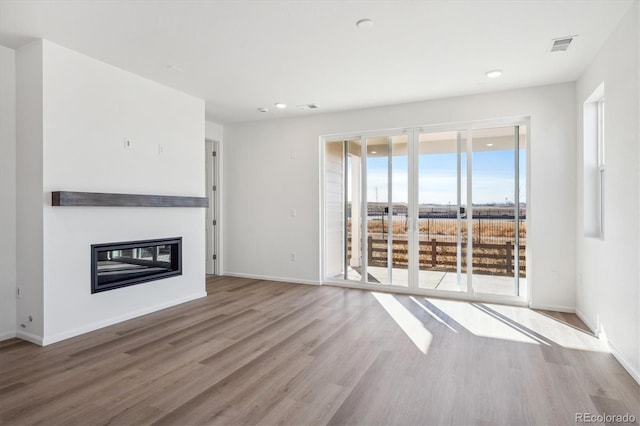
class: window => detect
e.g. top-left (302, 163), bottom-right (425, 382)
top-left (597, 98), bottom-right (605, 236)
top-left (583, 83), bottom-right (605, 238)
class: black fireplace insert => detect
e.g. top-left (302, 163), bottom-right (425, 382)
top-left (91, 237), bottom-right (182, 293)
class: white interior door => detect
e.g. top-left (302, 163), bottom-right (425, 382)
top-left (205, 139), bottom-right (218, 275)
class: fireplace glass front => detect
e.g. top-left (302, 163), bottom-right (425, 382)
top-left (91, 237), bottom-right (182, 293)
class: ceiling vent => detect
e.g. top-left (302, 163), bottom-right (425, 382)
top-left (550, 36), bottom-right (576, 52)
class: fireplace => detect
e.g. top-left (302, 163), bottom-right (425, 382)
top-left (91, 237), bottom-right (182, 293)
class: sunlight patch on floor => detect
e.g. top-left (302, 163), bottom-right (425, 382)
top-left (488, 304), bottom-right (609, 352)
top-left (409, 296), bottom-right (458, 333)
top-left (426, 298), bottom-right (541, 345)
top-left (373, 292), bottom-right (432, 354)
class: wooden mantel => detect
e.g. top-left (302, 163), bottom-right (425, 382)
top-left (51, 191), bottom-right (209, 208)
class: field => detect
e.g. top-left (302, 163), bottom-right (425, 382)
top-left (366, 216), bottom-right (527, 244)
top-left (347, 212), bottom-right (526, 277)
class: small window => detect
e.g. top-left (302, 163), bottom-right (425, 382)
top-left (597, 98), bottom-right (605, 236)
top-left (583, 83), bottom-right (605, 238)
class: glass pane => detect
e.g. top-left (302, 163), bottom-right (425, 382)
top-left (519, 128), bottom-right (527, 296)
top-left (471, 126), bottom-right (520, 296)
top-left (460, 132), bottom-right (468, 290)
top-left (98, 244), bottom-right (174, 284)
top-left (366, 137), bottom-right (390, 284)
top-left (93, 239), bottom-right (181, 293)
top-left (347, 140), bottom-right (363, 281)
top-left (325, 140), bottom-right (362, 281)
top-left (416, 130), bottom-right (466, 292)
top-left (391, 135), bottom-right (409, 287)
top-left (364, 135), bottom-right (409, 285)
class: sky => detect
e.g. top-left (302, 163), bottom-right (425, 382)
top-left (359, 150), bottom-right (527, 205)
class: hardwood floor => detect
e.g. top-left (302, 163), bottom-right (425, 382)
top-left (0, 276), bottom-right (638, 425)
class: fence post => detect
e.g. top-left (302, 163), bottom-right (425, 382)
top-left (368, 236), bottom-right (373, 264)
top-left (505, 241), bottom-right (512, 275)
top-left (431, 239), bottom-right (437, 268)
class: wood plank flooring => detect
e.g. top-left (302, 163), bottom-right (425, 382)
top-left (0, 276), bottom-right (638, 425)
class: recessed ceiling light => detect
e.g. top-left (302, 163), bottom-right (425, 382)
top-left (257, 107), bottom-right (269, 113)
top-left (486, 143), bottom-right (494, 147)
top-left (486, 69), bottom-right (503, 79)
top-left (356, 18), bottom-right (374, 28)
top-left (274, 102), bottom-right (287, 109)
top-left (371, 151), bottom-right (377, 154)
top-left (166, 65), bottom-right (183, 72)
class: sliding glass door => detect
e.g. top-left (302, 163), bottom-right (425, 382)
top-left (364, 135), bottom-right (409, 286)
top-left (416, 130), bottom-right (467, 292)
top-left (325, 139), bottom-right (361, 281)
top-left (470, 126), bottom-right (527, 297)
top-left (324, 134), bottom-right (409, 286)
top-left (323, 121), bottom-right (527, 301)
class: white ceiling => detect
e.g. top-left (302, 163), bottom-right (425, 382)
top-left (0, 0), bottom-right (633, 124)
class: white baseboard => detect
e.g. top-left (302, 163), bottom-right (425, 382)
top-left (528, 302), bottom-right (576, 313)
top-left (16, 330), bottom-right (44, 346)
top-left (575, 308), bottom-right (598, 334)
top-left (41, 292), bottom-right (207, 346)
top-left (574, 309), bottom-right (639, 385)
top-left (608, 339), bottom-right (640, 385)
top-left (224, 272), bottom-right (321, 286)
top-left (0, 330), bottom-right (17, 342)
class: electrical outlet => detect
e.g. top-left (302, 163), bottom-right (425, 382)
top-left (158, 144), bottom-right (164, 155)
top-left (290, 253), bottom-right (296, 262)
top-left (290, 151), bottom-right (297, 159)
top-left (124, 138), bottom-right (132, 149)
top-left (290, 208), bottom-right (297, 218)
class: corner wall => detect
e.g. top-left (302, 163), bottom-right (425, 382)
top-left (16, 40), bottom-right (207, 344)
top-left (224, 82), bottom-right (577, 308)
top-left (576, 1), bottom-right (640, 383)
top-left (0, 45), bottom-right (17, 340)
top-left (16, 40), bottom-right (44, 342)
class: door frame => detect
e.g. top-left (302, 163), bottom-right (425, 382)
top-left (320, 116), bottom-right (531, 306)
top-left (205, 139), bottom-right (220, 275)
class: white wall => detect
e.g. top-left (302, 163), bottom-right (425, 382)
top-left (16, 40), bottom-right (44, 342)
top-left (224, 82), bottom-right (577, 307)
top-left (205, 120), bottom-right (223, 142)
top-left (16, 40), bottom-right (207, 344)
top-left (0, 45), bottom-right (17, 340)
top-left (576, 1), bottom-right (639, 383)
